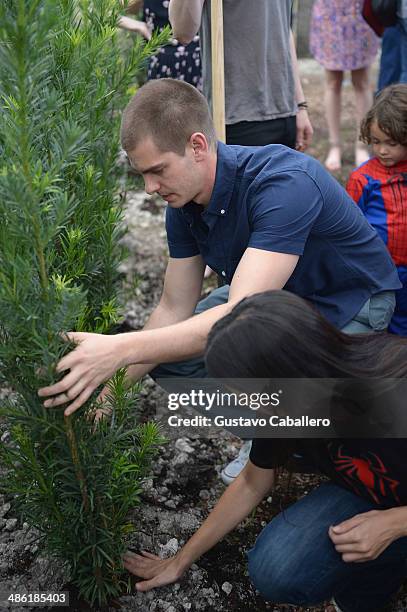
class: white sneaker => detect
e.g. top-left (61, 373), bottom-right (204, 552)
top-left (329, 598), bottom-right (344, 612)
top-left (220, 440), bottom-right (252, 485)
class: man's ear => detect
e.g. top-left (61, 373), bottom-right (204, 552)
top-left (188, 132), bottom-right (210, 161)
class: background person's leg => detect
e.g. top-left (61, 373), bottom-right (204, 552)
top-left (324, 69), bottom-right (343, 171)
top-left (399, 19), bottom-right (407, 84)
top-left (377, 26), bottom-right (402, 91)
top-left (351, 67), bottom-right (373, 167)
top-left (247, 482), bottom-right (407, 611)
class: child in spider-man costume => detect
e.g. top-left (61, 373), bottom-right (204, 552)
top-left (347, 84), bottom-right (407, 335)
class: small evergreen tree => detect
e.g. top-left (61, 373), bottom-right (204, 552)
top-left (0, 0), bottom-right (167, 605)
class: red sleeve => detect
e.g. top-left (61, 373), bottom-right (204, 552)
top-left (346, 170), bottom-right (369, 211)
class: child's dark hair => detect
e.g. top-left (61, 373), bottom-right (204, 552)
top-left (360, 84), bottom-right (407, 146)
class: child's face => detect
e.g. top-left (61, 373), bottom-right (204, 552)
top-left (370, 121), bottom-right (407, 167)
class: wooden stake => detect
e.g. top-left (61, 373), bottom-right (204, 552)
top-left (211, 0), bottom-right (226, 142)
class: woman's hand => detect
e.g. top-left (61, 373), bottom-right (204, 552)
top-left (329, 508), bottom-right (404, 563)
top-left (123, 463), bottom-right (275, 591)
top-left (123, 551), bottom-right (189, 592)
top-left (38, 331), bottom-right (127, 416)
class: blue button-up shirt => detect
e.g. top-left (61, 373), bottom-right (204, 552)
top-left (166, 142), bottom-right (400, 328)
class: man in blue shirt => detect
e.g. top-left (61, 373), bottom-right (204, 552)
top-left (166, 140), bottom-right (398, 331)
top-left (38, 79), bottom-right (400, 435)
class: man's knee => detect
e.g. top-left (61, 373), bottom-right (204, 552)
top-left (194, 284), bottom-right (229, 314)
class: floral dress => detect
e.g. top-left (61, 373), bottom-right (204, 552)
top-left (144, 0), bottom-right (203, 90)
top-left (310, 0), bottom-right (380, 71)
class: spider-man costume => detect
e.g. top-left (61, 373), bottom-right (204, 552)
top-left (328, 441), bottom-right (401, 506)
top-left (250, 438), bottom-right (406, 507)
top-left (347, 157), bottom-right (407, 335)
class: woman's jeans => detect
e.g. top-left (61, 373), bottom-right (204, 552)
top-left (247, 482), bottom-right (407, 612)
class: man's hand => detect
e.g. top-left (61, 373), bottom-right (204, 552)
top-left (123, 550), bottom-right (188, 592)
top-left (295, 109), bottom-right (313, 152)
top-left (38, 331), bottom-right (125, 416)
top-left (329, 509), bottom-right (402, 563)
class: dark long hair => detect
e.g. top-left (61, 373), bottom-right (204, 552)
top-left (205, 290), bottom-right (407, 379)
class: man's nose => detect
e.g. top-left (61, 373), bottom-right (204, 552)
top-left (144, 176), bottom-right (160, 195)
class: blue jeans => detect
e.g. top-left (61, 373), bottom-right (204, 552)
top-left (151, 287), bottom-right (396, 378)
top-left (247, 482), bottom-right (407, 612)
top-left (378, 26), bottom-right (402, 91)
top-left (399, 18), bottom-right (407, 84)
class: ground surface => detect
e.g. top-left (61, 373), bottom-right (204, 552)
top-left (1, 59), bottom-right (407, 612)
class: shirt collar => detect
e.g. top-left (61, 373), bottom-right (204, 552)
top-left (203, 141), bottom-right (238, 216)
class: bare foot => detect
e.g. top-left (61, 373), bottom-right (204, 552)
top-left (355, 145), bottom-right (370, 167)
top-left (325, 146), bottom-right (342, 172)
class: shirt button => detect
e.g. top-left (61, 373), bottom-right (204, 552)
top-left (221, 271), bottom-right (226, 277)
top-left (220, 209), bottom-right (225, 214)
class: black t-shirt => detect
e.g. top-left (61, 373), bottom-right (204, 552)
top-left (250, 438), bottom-right (407, 508)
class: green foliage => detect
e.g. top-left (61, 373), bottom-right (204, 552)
top-left (0, 376), bottom-right (165, 606)
top-left (0, 0), bottom-right (168, 605)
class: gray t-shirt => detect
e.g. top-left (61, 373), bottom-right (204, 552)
top-left (200, 0), bottom-right (296, 125)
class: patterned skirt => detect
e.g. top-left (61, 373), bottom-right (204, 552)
top-left (147, 37), bottom-right (203, 91)
top-left (310, 0), bottom-right (380, 71)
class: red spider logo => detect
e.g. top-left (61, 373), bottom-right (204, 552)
top-left (332, 445), bottom-right (400, 504)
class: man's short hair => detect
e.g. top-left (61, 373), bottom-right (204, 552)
top-left (360, 83), bottom-right (407, 146)
top-left (121, 78), bottom-right (217, 155)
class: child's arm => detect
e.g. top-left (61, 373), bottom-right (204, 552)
top-left (346, 170), bottom-right (370, 213)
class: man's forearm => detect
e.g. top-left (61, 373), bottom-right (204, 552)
top-left (168, 0), bottom-right (204, 44)
top-left (119, 300), bottom-right (199, 384)
top-left (289, 30), bottom-right (305, 104)
top-left (117, 300), bottom-right (235, 369)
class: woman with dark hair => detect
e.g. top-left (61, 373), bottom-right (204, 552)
top-left (124, 290), bottom-right (407, 612)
